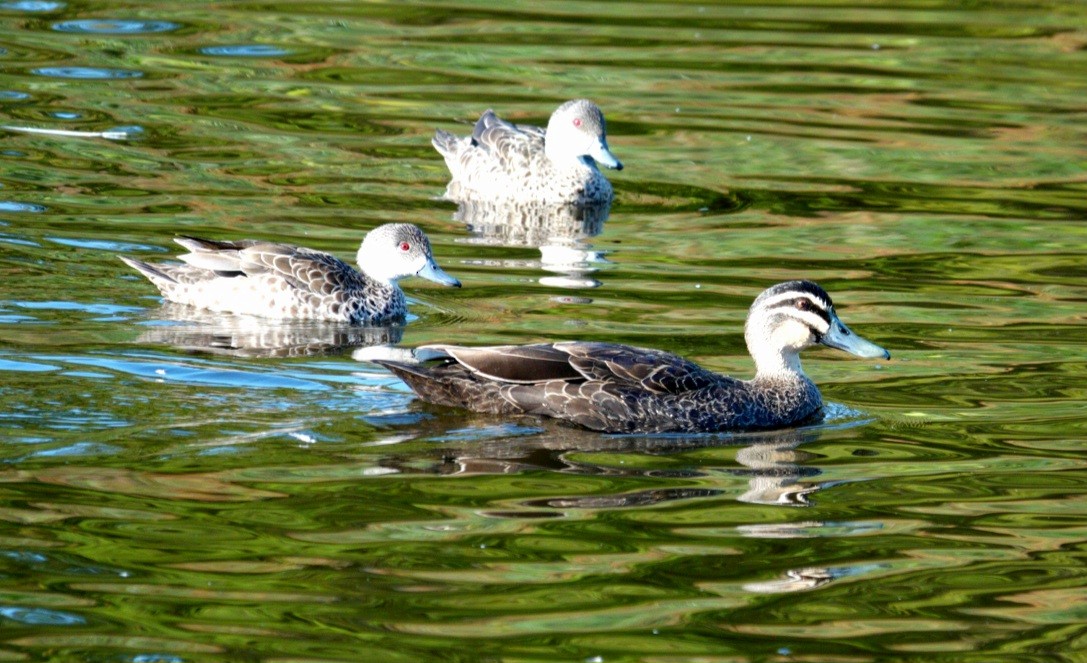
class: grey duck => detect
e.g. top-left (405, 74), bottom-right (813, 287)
top-left (120, 223), bottom-right (460, 324)
top-left (433, 99), bottom-right (623, 205)
top-left (376, 281), bottom-right (889, 434)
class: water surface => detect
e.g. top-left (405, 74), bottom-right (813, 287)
top-left (1, 1), bottom-right (1086, 661)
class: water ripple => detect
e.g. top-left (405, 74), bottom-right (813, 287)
top-left (0, 357), bottom-right (58, 373)
top-left (0, 201), bottom-right (45, 213)
top-left (0, 1), bottom-right (64, 10)
top-left (23, 441), bottom-right (121, 459)
top-left (57, 354), bottom-right (333, 391)
top-left (199, 44), bottom-right (291, 57)
top-left (51, 19), bottom-right (179, 34)
top-left (0, 606), bottom-right (85, 626)
top-left (12, 301), bottom-right (141, 316)
top-left (46, 236), bottom-right (154, 252)
top-left (31, 67), bottom-right (143, 80)
top-left (0, 2), bottom-right (1083, 660)
top-left (2, 125), bottom-right (142, 140)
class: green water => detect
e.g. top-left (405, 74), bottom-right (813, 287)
top-left (2, 1), bottom-right (1086, 660)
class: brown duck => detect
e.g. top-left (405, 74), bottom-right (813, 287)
top-left (376, 281), bottom-right (889, 434)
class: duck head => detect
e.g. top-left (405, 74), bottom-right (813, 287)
top-left (544, 99), bottom-right (623, 171)
top-left (357, 223), bottom-right (461, 287)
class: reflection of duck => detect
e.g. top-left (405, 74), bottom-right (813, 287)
top-left (119, 224), bottom-right (459, 324)
top-left (433, 99), bottom-right (623, 205)
top-left (454, 199), bottom-right (610, 289)
top-left (732, 437), bottom-right (823, 506)
top-left (370, 419), bottom-right (839, 509)
top-left (454, 199), bottom-right (609, 246)
top-left (742, 567), bottom-right (837, 594)
top-left (134, 303), bottom-right (403, 358)
top-left (376, 281), bottom-right (889, 434)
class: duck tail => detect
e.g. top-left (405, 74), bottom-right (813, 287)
top-left (118, 256), bottom-right (177, 287)
top-left (375, 358), bottom-right (469, 409)
top-left (432, 129), bottom-right (460, 158)
top-left (375, 358), bottom-right (435, 386)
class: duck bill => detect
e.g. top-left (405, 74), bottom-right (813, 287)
top-left (590, 138), bottom-right (623, 170)
top-left (417, 258), bottom-right (461, 287)
top-left (820, 317), bottom-right (890, 359)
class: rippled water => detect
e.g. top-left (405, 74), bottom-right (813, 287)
top-left (2, 1), bottom-right (1086, 660)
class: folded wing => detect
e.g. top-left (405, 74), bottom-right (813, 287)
top-left (422, 341), bottom-right (721, 394)
top-left (175, 237), bottom-right (359, 293)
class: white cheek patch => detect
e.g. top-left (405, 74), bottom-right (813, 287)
top-left (771, 317), bottom-right (818, 348)
top-left (360, 250), bottom-right (401, 282)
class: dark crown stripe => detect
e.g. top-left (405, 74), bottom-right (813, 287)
top-left (764, 280), bottom-right (833, 304)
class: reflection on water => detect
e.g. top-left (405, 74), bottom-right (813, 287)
top-left (0, 0), bottom-right (1086, 661)
top-left (453, 199), bottom-right (609, 289)
top-left (133, 303), bottom-right (404, 357)
top-left (30, 66), bottom-right (144, 79)
top-left (50, 19), bottom-right (180, 34)
top-left (385, 415), bottom-right (870, 508)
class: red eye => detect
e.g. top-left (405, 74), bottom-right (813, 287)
top-left (795, 299), bottom-right (810, 311)
top-left (572, 118), bottom-right (582, 128)
top-left (399, 242), bottom-right (411, 252)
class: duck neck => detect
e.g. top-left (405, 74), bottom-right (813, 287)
top-left (748, 343), bottom-right (806, 382)
top-left (745, 312), bottom-right (811, 382)
top-left (545, 144), bottom-right (588, 171)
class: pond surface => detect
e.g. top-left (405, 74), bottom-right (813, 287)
top-left (2, 0), bottom-right (1086, 660)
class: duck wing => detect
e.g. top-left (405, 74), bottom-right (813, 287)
top-left (418, 342), bottom-right (722, 393)
top-left (555, 342), bottom-right (724, 394)
top-left (439, 343), bottom-right (584, 383)
top-left (467, 110), bottom-right (545, 168)
top-left (174, 237), bottom-right (361, 293)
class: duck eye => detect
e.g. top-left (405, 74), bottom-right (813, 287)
top-left (572, 118), bottom-right (582, 128)
top-left (795, 299), bottom-right (810, 311)
top-left (399, 241), bottom-right (411, 252)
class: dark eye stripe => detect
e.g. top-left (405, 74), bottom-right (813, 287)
top-left (767, 296), bottom-right (832, 326)
top-left (806, 305), bottom-right (832, 326)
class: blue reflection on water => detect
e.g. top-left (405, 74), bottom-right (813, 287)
top-left (200, 44), bottom-right (291, 57)
top-left (24, 441), bottom-right (121, 458)
top-left (0, 1), bottom-right (65, 11)
top-left (0, 358), bottom-right (58, 372)
top-left (51, 19), bottom-right (179, 34)
top-left (0, 201), bottom-right (45, 213)
top-left (0, 606), bottom-right (86, 626)
top-left (435, 424), bottom-right (545, 442)
top-left (31, 67), bottom-right (143, 79)
top-left (57, 354), bottom-right (333, 391)
top-left (0, 233), bottom-right (40, 247)
top-left (46, 236), bottom-right (155, 252)
top-left (12, 301), bottom-right (142, 315)
top-left (1, 551), bottom-right (48, 563)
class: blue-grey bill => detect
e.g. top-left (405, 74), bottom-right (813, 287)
top-left (591, 139), bottom-right (623, 170)
top-left (821, 318), bottom-right (890, 359)
top-left (418, 258), bottom-right (461, 287)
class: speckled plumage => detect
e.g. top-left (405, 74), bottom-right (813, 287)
top-left (377, 281), bottom-right (890, 434)
top-left (120, 223), bottom-right (460, 324)
top-left (433, 99), bottom-right (623, 205)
